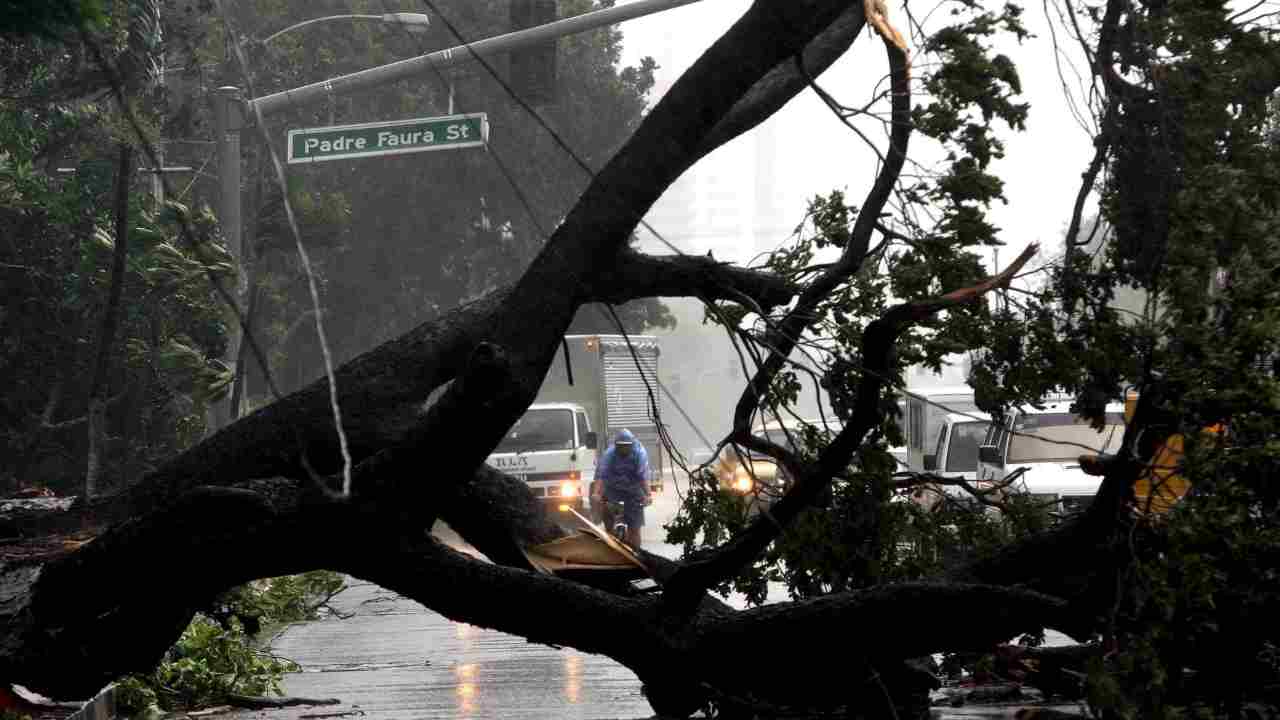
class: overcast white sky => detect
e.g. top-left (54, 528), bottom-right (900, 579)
top-left (614, 0), bottom-right (1097, 278)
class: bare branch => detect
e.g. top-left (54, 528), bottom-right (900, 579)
top-left (589, 251), bottom-right (796, 310)
top-left (732, 32), bottom-right (914, 438)
top-left (697, 582), bottom-right (1093, 664)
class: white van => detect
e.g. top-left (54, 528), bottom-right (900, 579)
top-left (976, 398), bottom-right (1126, 514)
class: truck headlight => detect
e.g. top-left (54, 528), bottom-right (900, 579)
top-left (560, 481), bottom-right (578, 497)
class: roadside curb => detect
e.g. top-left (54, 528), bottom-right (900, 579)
top-left (65, 685), bottom-right (115, 720)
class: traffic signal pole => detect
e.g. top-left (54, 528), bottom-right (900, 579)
top-left (212, 0), bottom-right (705, 425)
top-left (248, 0), bottom-right (703, 119)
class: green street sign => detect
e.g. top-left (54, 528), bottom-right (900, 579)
top-left (286, 113), bottom-right (489, 164)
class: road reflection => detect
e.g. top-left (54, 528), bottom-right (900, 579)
top-left (565, 653), bottom-right (581, 704)
top-left (454, 662), bottom-right (478, 715)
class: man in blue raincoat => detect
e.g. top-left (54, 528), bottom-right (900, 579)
top-left (592, 429), bottom-right (651, 547)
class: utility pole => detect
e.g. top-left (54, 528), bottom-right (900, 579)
top-left (210, 0), bottom-right (705, 427)
top-left (212, 86), bottom-right (245, 426)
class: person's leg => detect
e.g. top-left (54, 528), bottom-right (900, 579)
top-left (623, 502), bottom-right (644, 548)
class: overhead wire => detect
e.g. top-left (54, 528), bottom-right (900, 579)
top-left (409, 0), bottom-right (686, 259)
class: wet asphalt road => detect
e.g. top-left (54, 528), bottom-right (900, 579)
top-left (218, 483), bottom-right (1077, 720)
top-left (246, 579), bottom-right (656, 720)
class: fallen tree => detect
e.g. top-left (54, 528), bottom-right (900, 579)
top-left (4, 0), bottom-right (1280, 717)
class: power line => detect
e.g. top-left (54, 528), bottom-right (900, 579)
top-left (410, 0), bottom-right (688, 258)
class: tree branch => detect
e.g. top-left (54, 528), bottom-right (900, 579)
top-left (732, 34), bottom-right (914, 436)
top-left (587, 251), bottom-right (796, 309)
top-left (697, 582), bottom-right (1092, 666)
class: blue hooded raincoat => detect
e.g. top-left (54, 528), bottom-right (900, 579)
top-left (597, 429), bottom-right (649, 506)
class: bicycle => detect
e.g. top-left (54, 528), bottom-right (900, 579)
top-left (604, 499), bottom-right (629, 543)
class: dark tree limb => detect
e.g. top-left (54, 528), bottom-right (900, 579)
top-left (696, 583), bottom-right (1092, 666)
top-left (4, 463), bottom-right (1092, 716)
top-left (338, 536), bottom-right (1089, 714)
top-left (587, 251), bottom-right (796, 310)
top-left (435, 465), bottom-right (568, 570)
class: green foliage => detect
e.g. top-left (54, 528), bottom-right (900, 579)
top-left (116, 572), bottom-right (345, 715)
top-left (957, 1), bottom-right (1280, 715)
top-left (680, 0), bottom-right (1280, 709)
top-left (0, 0), bottom-right (106, 38)
top-left (0, 0), bottom-right (232, 493)
top-left (117, 614), bottom-right (297, 714)
top-left (208, 570), bottom-right (348, 633)
top-left (0, 125), bottom-right (231, 492)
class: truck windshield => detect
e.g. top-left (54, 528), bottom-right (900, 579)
top-left (1007, 413), bottom-right (1124, 463)
top-left (495, 409), bottom-right (575, 453)
top-left (946, 421), bottom-right (991, 472)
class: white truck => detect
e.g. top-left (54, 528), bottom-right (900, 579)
top-left (901, 386), bottom-right (982, 472)
top-left (976, 397), bottom-right (1126, 515)
top-left (485, 335), bottom-right (663, 513)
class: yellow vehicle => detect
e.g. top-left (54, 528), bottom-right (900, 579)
top-left (1081, 392), bottom-right (1223, 514)
top-left (1126, 393), bottom-right (1227, 514)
